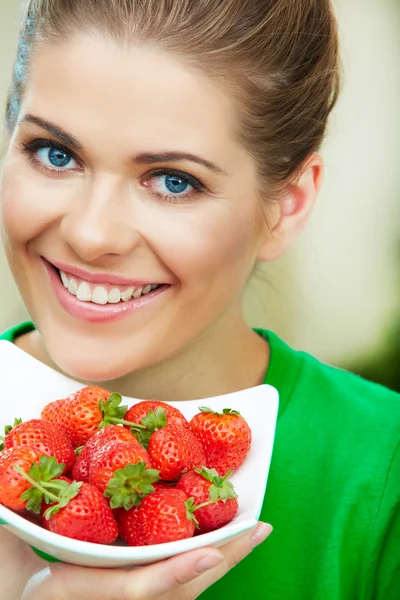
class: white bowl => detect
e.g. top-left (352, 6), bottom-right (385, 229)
top-left (0, 340), bottom-right (278, 568)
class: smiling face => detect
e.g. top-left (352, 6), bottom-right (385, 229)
top-left (0, 33), bottom-right (268, 381)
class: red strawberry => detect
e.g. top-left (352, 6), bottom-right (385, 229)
top-left (148, 424), bottom-right (206, 481)
top-left (117, 488), bottom-right (195, 546)
top-left (190, 407), bottom-right (252, 476)
top-left (4, 419), bottom-right (75, 474)
top-left (124, 401), bottom-right (189, 448)
top-left (40, 387), bottom-right (150, 449)
top-left (40, 398), bottom-right (67, 426)
top-left (177, 468), bottom-right (238, 533)
top-left (72, 425), bottom-right (138, 482)
top-left (0, 447), bottom-right (42, 510)
top-left (71, 450), bottom-right (90, 483)
top-left (41, 386), bottom-right (112, 447)
top-left (88, 440), bottom-right (157, 510)
top-left (44, 482), bottom-right (118, 544)
top-left (116, 505), bottom-right (145, 546)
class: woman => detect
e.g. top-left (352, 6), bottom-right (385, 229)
top-left (1, 1), bottom-right (399, 598)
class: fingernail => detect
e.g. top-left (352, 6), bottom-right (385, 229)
top-left (195, 552), bottom-right (224, 574)
top-left (251, 523), bottom-right (273, 548)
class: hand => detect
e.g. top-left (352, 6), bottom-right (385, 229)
top-left (21, 522), bottom-right (272, 600)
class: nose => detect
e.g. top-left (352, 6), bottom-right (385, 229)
top-left (60, 174), bottom-right (140, 262)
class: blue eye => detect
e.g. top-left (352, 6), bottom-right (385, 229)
top-left (37, 146), bottom-right (77, 170)
top-left (153, 173), bottom-right (193, 196)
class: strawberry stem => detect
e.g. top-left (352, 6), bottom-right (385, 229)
top-left (106, 417), bottom-right (147, 430)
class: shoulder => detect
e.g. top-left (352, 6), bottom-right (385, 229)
top-left (300, 347), bottom-right (400, 426)
top-left (264, 329), bottom-right (400, 445)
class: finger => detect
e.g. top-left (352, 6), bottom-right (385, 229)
top-left (121, 548), bottom-right (225, 598)
top-left (23, 547), bottom-right (224, 600)
top-left (185, 522), bottom-right (273, 598)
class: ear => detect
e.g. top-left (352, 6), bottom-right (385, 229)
top-left (257, 153), bottom-right (323, 262)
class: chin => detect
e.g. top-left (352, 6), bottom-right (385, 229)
top-left (58, 355), bottom-right (133, 385)
top-left (43, 340), bottom-right (137, 385)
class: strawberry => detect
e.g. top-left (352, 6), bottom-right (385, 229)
top-left (117, 488), bottom-right (195, 546)
top-left (41, 388), bottom-right (149, 449)
top-left (71, 449), bottom-right (90, 483)
top-left (4, 419), bottom-right (75, 474)
top-left (44, 482), bottom-right (119, 544)
top-left (124, 401), bottom-right (189, 448)
top-left (190, 407), bottom-right (252, 476)
top-left (13, 455), bottom-right (118, 544)
top-left (72, 425), bottom-right (139, 482)
top-left (0, 447), bottom-right (42, 510)
top-left (41, 386), bottom-right (112, 447)
top-left (148, 424), bottom-right (206, 481)
top-left (89, 441), bottom-right (158, 509)
top-left (177, 468), bottom-right (239, 533)
top-left (40, 398), bottom-right (67, 426)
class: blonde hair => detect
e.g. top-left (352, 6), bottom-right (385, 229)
top-left (6, 0), bottom-right (340, 195)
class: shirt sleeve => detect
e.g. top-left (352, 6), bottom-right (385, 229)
top-left (368, 439), bottom-right (400, 600)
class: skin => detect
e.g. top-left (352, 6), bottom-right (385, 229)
top-left (0, 32), bottom-right (322, 599)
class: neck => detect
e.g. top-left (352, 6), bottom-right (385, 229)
top-left (17, 308), bottom-right (270, 401)
top-left (102, 310), bottom-right (270, 401)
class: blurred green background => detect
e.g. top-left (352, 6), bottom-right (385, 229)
top-left (0, 0), bottom-right (399, 391)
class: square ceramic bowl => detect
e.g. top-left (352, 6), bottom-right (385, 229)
top-left (0, 340), bottom-right (278, 568)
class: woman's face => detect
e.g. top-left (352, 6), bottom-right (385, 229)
top-left (1, 34), bottom-right (266, 381)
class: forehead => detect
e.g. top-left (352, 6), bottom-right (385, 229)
top-left (21, 33), bottom-right (242, 161)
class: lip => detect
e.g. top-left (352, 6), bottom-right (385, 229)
top-left (48, 258), bottom-right (164, 287)
top-left (42, 259), bottom-right (170, 324)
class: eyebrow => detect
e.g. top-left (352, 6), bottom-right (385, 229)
top-left (133, 152), bottom-right (227, 175)
top-left (21, 114), bottom-right (227, 175)
top-left (21, 114), bottom-right (83, 150)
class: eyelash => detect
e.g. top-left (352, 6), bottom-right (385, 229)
top-left (21, 138), bottom-right (207, 203)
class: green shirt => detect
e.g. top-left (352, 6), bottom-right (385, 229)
top-left (2, 323), bottom-right (400, 599)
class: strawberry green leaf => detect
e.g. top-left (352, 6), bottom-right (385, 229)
top-left (198, 407), bottom-right (241, 417)
top-left (132, 428), bottom-right (153, 451)
top-left (43, 481), bottom-right (82, 520)
top-left (185, 497), bottom-right (199, 528)
top-left (98, 393), bottom-right (129, 429)
top-left (21, 488), bottom-right (43, 515)
top-left (141, 408), bottom-right (168, 431)
top-left (15, 456), bottom-right (81, 516)
top-left (222, 408), bottom-right (241, 416)
top-left (98, 394), bottom-right (148, 431)
top-left (199, 406), bottom-right (215, 414)
top-left (37, 455), bottom-right (65, 482)
top-left (195, 467), bottom-right (238, 503)
top-left (0, 418), bottom-right (23, 450)
top-left (104, 461), bottom-right (160, 510)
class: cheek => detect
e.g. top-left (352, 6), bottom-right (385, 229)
top-left (0, 157), bottom-right (71, 247)
top-left (148, 201), bottom-right (259, 290)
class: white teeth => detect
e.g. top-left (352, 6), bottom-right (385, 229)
top-left (61, 270), bottom-right (160, 304)
top-left (108, 288), bottom-right (121, 304)
top-left (60, 271), bottom-right (69, 288)
top-left (76, 281), bottom-right (92, 302)
top-left (92, 286), bottom-right (108, 305)
top-left (121, 287), bottom-right (134, 302)
top-left (68, 278), bottom-right (78, 295)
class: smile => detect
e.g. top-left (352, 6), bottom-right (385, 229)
top-left (42, 258), bottom-right (170, 324)
top-left (59, 270), bottom-right (160, 305)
